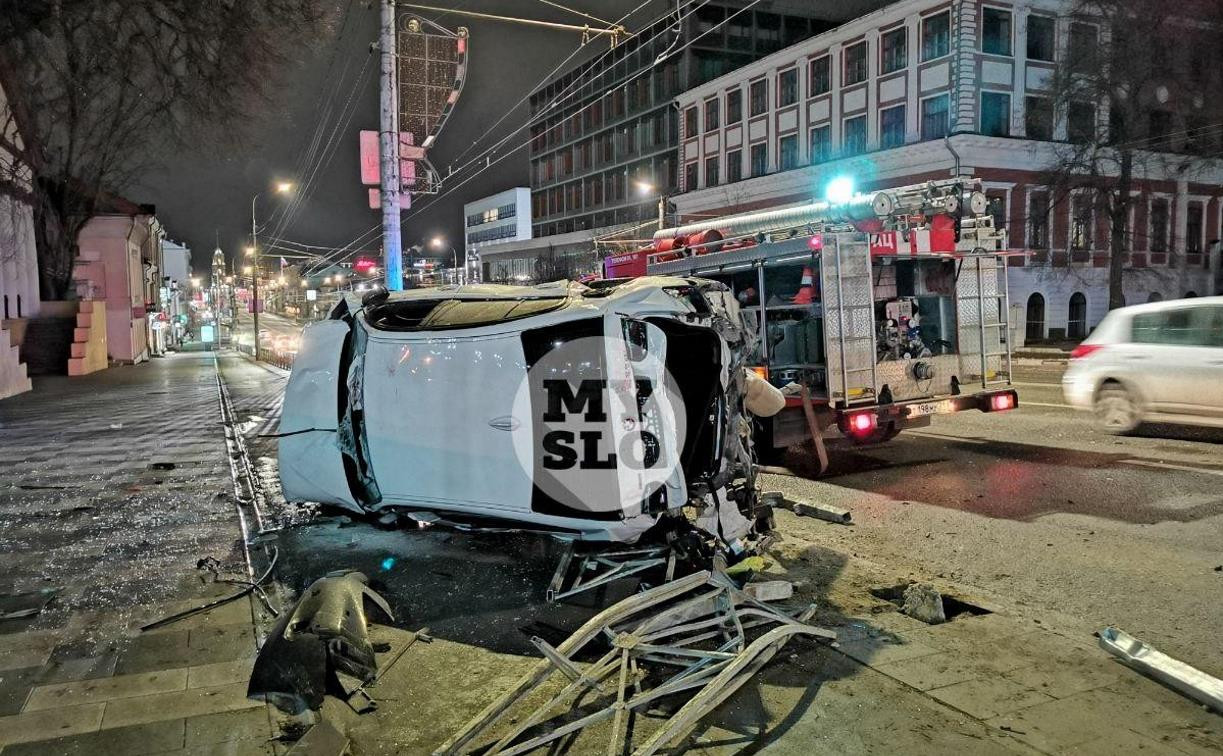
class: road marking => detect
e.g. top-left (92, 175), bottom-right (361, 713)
top-left (1012, 381), bottom-right (1063, 388)
top-left (1019, 400), bottom-right (1073, 409)
top-left (1120, 459), bottom-right (1223, 478)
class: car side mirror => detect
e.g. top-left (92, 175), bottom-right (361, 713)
top-left (362, 285), bottom-right (389, 308)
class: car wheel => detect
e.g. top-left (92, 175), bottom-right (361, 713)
top-left (1095, 384), bottom-right (1141, 434)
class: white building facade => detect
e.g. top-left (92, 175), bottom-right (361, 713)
top-left (463, 187), bottom-right (532, 282)
top-left (673, 0), bottom-right (1223, 343)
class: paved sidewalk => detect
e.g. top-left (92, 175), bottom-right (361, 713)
top-left (0, 352), bottom-right (281, 754)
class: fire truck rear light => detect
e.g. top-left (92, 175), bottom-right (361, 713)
top-left (751, 366), bottom-right (769, 380)
top-left (807, 234), bottom-right (823, 250)
top-left (1070, 344), bottom-right (1104, 360)
top-left (990, 394), bottom-right (1015, 411)
top-left (849, 412), bottom-right (876, 434)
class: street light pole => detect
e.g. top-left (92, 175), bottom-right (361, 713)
top-left (250, 194), bottom-right (261, 360)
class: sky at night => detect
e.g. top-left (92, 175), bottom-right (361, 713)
top-left (135, 0), bottom-right (670, 277)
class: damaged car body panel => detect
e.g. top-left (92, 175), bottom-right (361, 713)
top-left (278, 277), bottom-right (778, 545)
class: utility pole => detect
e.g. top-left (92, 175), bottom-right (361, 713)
top-left (380, 0), bottom-right (404, 291)
top-left (250, 196), bottom-right (261, 359)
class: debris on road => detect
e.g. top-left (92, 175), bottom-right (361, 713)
top-left (1098, 627), bottom-right (1223, 713)
top-left (743, 579), bottom-right (794, 602)
top-left (546, 541), bottom-right (675, 602)
top-left (0, 587), bottom-right (58, 619)
top-left (436, 570), bottom-right (835, 755)
top-left (901, 583), bottom-right (947, 625)
top-left (248, 570), bottom-right (394, 713)
top-left (285, 719), bottom-right (350, 755)
top-left (774, 496), bottom-right (853, 524)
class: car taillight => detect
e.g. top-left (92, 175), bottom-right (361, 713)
top-left (848, 412), bottom-right (876, 434)
top-left (1070, 344), bottom-right (1104, 360)
top-left (990, 393), bottom-right (1016, 412)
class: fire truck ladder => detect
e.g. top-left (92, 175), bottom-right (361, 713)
top-left (956, 254), bottom-right (1013, 389)
top-left (821, 234), bottom-right (878, 406)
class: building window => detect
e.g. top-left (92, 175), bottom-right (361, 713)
top-left (1071, 194), bottom-right (1093, 250)
top-left (922, 12), bottom-right (950, 61)
top-left (705, 156), bottom-right (719, 187)
top-left (684, 161), bottom-right (699, 191)
top-left (750, 79), bottom-right (768, 116)
top-left (727, 149), bottom-right (743, 182)
top-left (880, 105), bottom-right (905, 148)
top-left (881, 28), bottom-right (907, 74)
top-left (704, 99), bottom-right (719, 132)
top-left (1186, 201), bottom-right (1203, 254)
top-left (1068, 102), bottom-right (1096, 144)
top-left (1150, 198), bottom-right (1169, 253)
top-left (750, 142), bottom-right (768, 177)
top-left (1025, 96), bottom-right (1054, 140)
top-left (920, 94), bottom-right (949, 141)
top-left (844, 41), bottom-right (868, 85)
top-left (684, 106), bottom-right (698, 138)
top-left (1028, 192), bottom-right (1049, 249)
top-left (1027, 15), bottom-right (1055, 61)
top-left (779, 134), bottom-right (799, 170)
top-left (809, 55), bottom-right (830, 96)
top-left (1068, 22), bottom-right (1098, 72)
top-left (843, 115), bottom-right (867, 155)
top-left (1067, 292), bottom-right (1087, 339)
top-left (1026, 293), bottom-right (1046, 341)
top-left (778, 68), bottom-right (798, 107)
top-left (982, 7), bottom-right (1012, 56)
top-left (727, 89), bottom-right (742, 123)
top-left (810, 125), bottom-right (831, 163)
top-left (980, 92), bottom-right (1010, 137)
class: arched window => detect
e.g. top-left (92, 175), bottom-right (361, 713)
top-left (1025, 293), bottom-right (1045, 341)
top-left (1147, 292), bottom-right (1163, 303)
top-left (1068, 292), bottom-right (1087, 339)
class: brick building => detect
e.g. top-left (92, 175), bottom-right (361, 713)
top-left (671, 0), bottom-right (1223, 342)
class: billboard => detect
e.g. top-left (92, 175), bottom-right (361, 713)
top-left (396, 15), bottom-right (469, 196)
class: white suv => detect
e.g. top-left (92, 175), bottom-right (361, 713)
top-left (1063, 297), bottom-right (1223, 432)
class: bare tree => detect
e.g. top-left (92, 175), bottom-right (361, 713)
top-left (0, 0), bottom-right (331, 300)
top-left (1041, 0), bottom-right (1223, 309)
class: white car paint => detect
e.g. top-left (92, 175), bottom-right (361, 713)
top-left (1062, 296), bottom-right (1223, 429)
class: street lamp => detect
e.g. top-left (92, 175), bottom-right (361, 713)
top-left (430, 236), bottom-right (461, 284)
top-left (634, 179), bottom-right (667, 230)
top-left (250, 181), bottom-right (294, 359)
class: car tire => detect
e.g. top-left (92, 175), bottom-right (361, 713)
top-left (1095, 384), bottom-right (1141, 434)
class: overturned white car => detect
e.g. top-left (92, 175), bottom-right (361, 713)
top-left (278, 277), bottom-right (783, 547)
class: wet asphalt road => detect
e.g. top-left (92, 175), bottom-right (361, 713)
top-left (765, 361), bottom-right (1223, 677)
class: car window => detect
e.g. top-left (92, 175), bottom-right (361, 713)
top-left (1130, 306), bottom-right (1221, 346)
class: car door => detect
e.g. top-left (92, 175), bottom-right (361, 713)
top-left (1130, 305), bottom-right (1223, 417)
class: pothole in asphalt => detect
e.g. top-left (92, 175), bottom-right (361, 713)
top-left (869, 582), bottom-right (992, 624)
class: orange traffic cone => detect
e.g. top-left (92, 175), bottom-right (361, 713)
top-left (792, 267), bottom-right (815, 304)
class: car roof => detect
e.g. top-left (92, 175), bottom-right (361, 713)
top-left (1107, 295), bottom-right (1223, 318)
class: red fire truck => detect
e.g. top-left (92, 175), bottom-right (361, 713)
top-left (605, 177), bottom-right (1018, 473)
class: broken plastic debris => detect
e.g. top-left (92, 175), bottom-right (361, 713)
top-left (1098, 627), bottom-right (1223, 713)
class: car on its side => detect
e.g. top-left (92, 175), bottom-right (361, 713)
top-left (1062, 296), bottom-right (1223, 432)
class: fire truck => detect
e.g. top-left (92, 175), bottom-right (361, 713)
top-left (605, 177), bottom-right (1018, 473)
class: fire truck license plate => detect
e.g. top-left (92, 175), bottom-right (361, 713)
top-left (906, 400), bottom-right (955, 418)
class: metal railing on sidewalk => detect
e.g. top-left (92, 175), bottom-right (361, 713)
top-left (233, 342), bottom-right (296, 371)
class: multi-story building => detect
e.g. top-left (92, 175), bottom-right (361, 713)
top-left (463, 187), bottom-right (531, 281)
top-left (483, 1), bottom-right (878, 280)
top-left (672, 0), bottom-right (1223, 342)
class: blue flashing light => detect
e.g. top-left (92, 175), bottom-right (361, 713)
top-left (380, 557), bottom-right (396, 572)
top-left (824, 176), bottom-right (855, 204)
